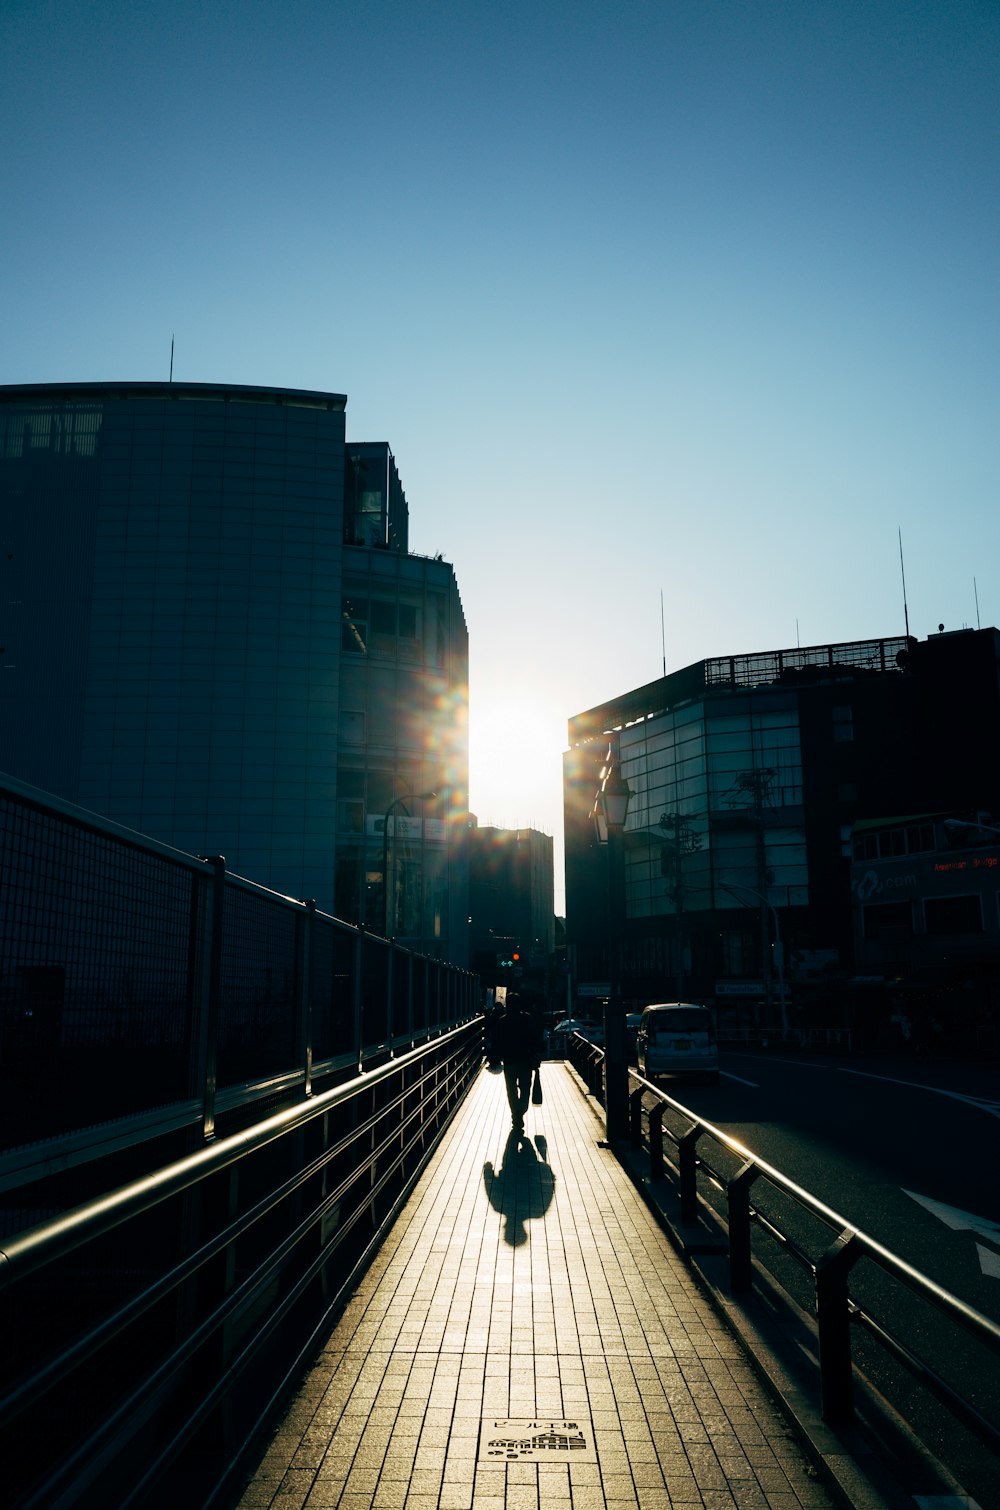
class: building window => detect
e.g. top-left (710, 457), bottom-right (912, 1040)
top-left (906, 823), bottom-right (935, 854)
top-left (853, 822), bottom-right (936, 862)
top-left (862, 900), bottom-right (913, 939)
top-left (337, 799), bottom-right (364, 834)
top-left (720, 929), bottom-right (754, 976)
top-left (832, 705), bottom-right (854, 742)
top-left (924, 894), bottom-right (983, 935)
top-left (341, 595), bottom-right (368, 653)
top-left (338, 710), bottom-right (365, 745)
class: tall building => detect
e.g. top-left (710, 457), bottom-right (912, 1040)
top-left (468, 821), bottom-right (555, 995)
top-left (0, 382), bottom-right (469, 962)
top-left (564, 629), bottom-right (1000, 1028)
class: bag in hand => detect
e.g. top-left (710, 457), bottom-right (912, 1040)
top-left (531, 1069), bottom-right (543, 1105)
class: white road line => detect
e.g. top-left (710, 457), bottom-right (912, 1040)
top-left (914, 1496), bottom-right (984, 1508)
top-left (902, 1190), bottom-right (1000, 1240)
top-left (977, 1243), bottom-right (1000, 1281)
top-left (720, 1071), bottom-right (759, 1087)
top-left (839, 1067), bottom-right (1000, 1119)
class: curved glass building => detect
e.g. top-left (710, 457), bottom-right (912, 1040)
top-left (0, 382), bottom-right (468, 962)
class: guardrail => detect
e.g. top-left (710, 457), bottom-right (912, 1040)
top-left (0, 1018), bottom-right (484, 1509)
top-left (0, 772), bottom-right (479, 1199)
top-left (566, 1031), bottom-right (1000, 1494)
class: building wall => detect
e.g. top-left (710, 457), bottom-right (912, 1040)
top-left (334, 546), bottom-right (469, 961)
top-left (469, 824), bottom-right (554, 985)
top-left (0, 383), bottom-right (469, 961)
top-left (564, 630), bottom-right (1000, 1013)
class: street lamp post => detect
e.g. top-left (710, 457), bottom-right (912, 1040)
top-left (382, 790), bottom-right (437, 939)
top-left (944, 818), bottom-right (1000, 841)
top-left (593, 761), bottom-right (631, 1144)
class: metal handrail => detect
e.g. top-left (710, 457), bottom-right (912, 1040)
top-left (0, 772), bottom-right (481, 1163)
top-left (0, 1020), bottom-right (484, 1508)
top-left (0, 1022), bottom-right (471, 1286)
top-left (567, 1035), bottom-right (1000, 1455)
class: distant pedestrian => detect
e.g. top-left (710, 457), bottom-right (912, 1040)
top-left (491, 992), bottom-right (543, 1133)
top-left (483, 999), bottom-right (503, 1071)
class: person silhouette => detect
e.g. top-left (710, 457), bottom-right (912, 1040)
top-left (491, 992), bottom-right (544, 1133)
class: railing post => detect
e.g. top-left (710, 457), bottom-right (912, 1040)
top-left (191, 855), bottom-right (225, 1142)
top-left (386, 939), bottom-right (395, 1057)
top-left (727, 1159), bottom-right (758, 1294)
top-left (648, 1101), bottom-right (665, 1181)
top-left (354, 925), bottom-right (365, 1073)
top-left (298, 899), bottom-right (315, 1097)
top-left (679, 1126), bottom-right (702, 1224)
top-left (816, 1229), bottom-right (860, 1422)
top-left (629, 1085), bottom-right (643, 1148)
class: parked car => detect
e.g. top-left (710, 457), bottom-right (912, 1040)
top-left (625, 1012), bottom-right (643, 1062)
top-left (636, 1003), bottom-right (719, 1083)
top-left (549, 1017), bottom-right (602, 1054)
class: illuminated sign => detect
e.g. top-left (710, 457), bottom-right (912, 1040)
top-left (933, 854), bottom-right (999, 873)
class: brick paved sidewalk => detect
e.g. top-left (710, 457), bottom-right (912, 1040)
top-left (235, 1062), bottom-right (838, 1509)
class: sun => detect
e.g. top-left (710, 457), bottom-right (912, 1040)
top-left (467, 690), bottom-right (566, 838)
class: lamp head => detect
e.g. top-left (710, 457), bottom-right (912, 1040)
top-left (600, 767), bottom-right (631, 830)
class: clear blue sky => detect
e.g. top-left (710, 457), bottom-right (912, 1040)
top-left (3, 0), bottom-right (997, 912)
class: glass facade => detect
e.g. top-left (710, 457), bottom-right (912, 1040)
top-left (333, 549), bottom-right (468, 956)
top-left (0, 385), bottom-right (469, 960)
top-left (620, 693), bottom-right (808, 921)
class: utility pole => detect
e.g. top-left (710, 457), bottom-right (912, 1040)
top-left (659, 812), bottom-right (702, 998)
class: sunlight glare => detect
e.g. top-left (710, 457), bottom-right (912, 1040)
top-left (468, 691), bottom-right (566, 837)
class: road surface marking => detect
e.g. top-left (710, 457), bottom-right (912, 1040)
top-left (976, 1243), bottom-right (1000, 1281)
top-left (914, 1495), bottom-right (984, 1508)
top-left (839, 1067), bottom-right (1000, 1119)
top-left (903, 1190), bottom-right (1000, 1279)
top-left (903, 1190), bottom-right (1000, 1239)
top-left (720, 1070), bottom-right (759, 1087)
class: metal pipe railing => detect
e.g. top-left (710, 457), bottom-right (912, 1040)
top-left (0, 1021), bottom-right (484, 1508)
top-left (565, 1036), bottom-right (1000, 1459)
top-left (0, 773), bottom-right (480, 1178)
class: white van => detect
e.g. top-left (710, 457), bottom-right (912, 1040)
top-left (636, 1003), bottom-right (719, 1084)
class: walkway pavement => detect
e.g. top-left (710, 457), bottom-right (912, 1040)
top-left (234, 1063), bottom-right (841, 1509)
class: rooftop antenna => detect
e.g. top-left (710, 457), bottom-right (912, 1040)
top-left (660, 591), bottom-right (667, 676)
top-left (974, 577), bottom-right (981, 630)
top-left (898, 527), bottom-right (910, 638)
top-left (169, 336), bottom-right (174, 383)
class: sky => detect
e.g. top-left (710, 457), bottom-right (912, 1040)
top-left (3, 0), bottom-right (997, 912)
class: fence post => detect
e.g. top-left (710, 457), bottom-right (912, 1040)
top-left (386, 940), bottom-right (395, 1057)
top-left (679, 1126), bottom-right (702, 1224)
top-left (298, 899), bottom-right (315, 1097)
top-left (354, 925), bottom-right (365, 1073)
top-left (629, 1086), bottom-right (643, 1148)
top-left (190, 856), bottom-right (225, 1142)
top-left (816, 1229), bottom-right (860, 1422)
top-left (727, 1159), bottom-right (758, 1294)
top-left (648, 1101), bottom-right (665, 1181)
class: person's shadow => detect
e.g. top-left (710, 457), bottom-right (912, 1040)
top-left (483, 1132), bottom-right (555, 1246)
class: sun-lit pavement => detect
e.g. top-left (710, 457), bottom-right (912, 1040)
top-left (234, 1062), bottom-right (837, 1508)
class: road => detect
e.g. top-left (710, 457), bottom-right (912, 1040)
top-left (653, 1049), bottom-right (1000, 1506)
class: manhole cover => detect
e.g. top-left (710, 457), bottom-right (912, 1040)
top-left (478, 1418), bottom-right (597, 1462)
